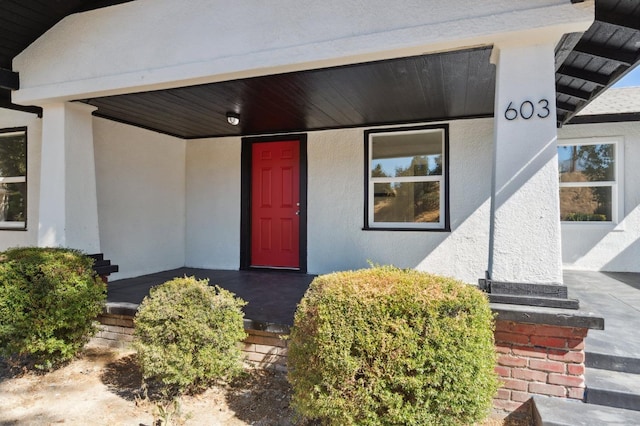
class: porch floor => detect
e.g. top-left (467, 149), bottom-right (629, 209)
top-left (563, 270), bottom-right (640, 365)
top-left (107, 268), bottom-right (315, 332)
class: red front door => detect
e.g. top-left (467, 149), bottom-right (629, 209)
top-left (251, 140), bottom-right (300, 268)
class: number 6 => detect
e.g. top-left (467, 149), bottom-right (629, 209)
top-left (504, 102), bottom-right (518, 121)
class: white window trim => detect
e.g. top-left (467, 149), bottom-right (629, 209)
top-left (0, 128), bottom-right (27, 230)
top-left (366, 127), bottom-right (447, 230)
top-left (558, 136), bottom-right (624, 226)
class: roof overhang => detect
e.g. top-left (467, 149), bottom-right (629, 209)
top-left (1, 0), bottom-right (638, 137)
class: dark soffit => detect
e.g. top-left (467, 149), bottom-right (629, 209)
top-left (81, 47), bottom-right (496, 139)
top-left (558, 0), bottom-right (640, 126)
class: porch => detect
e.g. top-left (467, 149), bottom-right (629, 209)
top-left (105, 268), bottom-right (315, 333)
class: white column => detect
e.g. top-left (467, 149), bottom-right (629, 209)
top-left (488, 40), bottom-right (563, 285)
top-left (38, 102), bottom-right (101, 253)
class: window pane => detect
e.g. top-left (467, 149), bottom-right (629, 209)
top-left (558, 144), bottom-right (615, 183)
top-left (374, 181), bottom-right (440, 223)
top-left (0, 182), bottom-right (26, 222)
top-left (560, 186), bottom-right (612, 221)
top-left (0, 133), bottom-right (27, 177)
top-left (371, 131), bottom-right (442, 177)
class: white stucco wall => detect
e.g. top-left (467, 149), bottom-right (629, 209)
top-left (93, 118), bottom-right (186, 279)
top-left (185, 137), bottom-right (241, 270)
top-left (13, 0), bottom-right (592, 105)
top-left (0, 109), bottom-right (42, 250)
top-left (185, 119), bottom-right (493, 284)
top-left (558, 121), bottom-right (640, 272)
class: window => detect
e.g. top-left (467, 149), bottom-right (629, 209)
top-left (0, 128), bottom-right (27, 230)
top-left (558, 138), bottom-right (621, 223)
top-left (365, 125), bottom-right (449, 230)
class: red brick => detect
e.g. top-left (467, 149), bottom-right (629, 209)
top-left (535, 325), bottom-right (587, 338)
top-left (495, 332), bottom-right (530, 346)
top-left (495, 321), bottom-right (513, 333)
top-left (511, 323), bottom-right (537, 335)
top-left (495, 388), bottom-right (511, 400)
top-left (548, 374), bottom-right (584, 388)
top-left (511, 390), bottom-right (532, 403)
top-left (548, 350), bottom-right (584, 364)
top-left (501, 378), bottom-right (529, 392)
top-left (493, 399), bottom-right (526, 412)
top-left (495, 345), bottom-right (512, 354)
top-left (495, 365), bottom-right (511, 378)
top-left (567, 339), bottom-right (585, 350)
top-left (529, 382), bottom-right (566, 397)
top-left (529, 359), bottom-right (565, 373)
top-left (512, 368), bottom-right (547, 382)
top-left (567, 364), bottom-right (585, 375)
top-left (498, 354), bottom-right (527, 368)
top-left (530, 335), bottom-right (567, 349)
top-left (568, 387), bottom-right (585, 400)
top-left (513, 346), bottom-right (547, 359)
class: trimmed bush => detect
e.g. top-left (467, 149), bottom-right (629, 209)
top-left (0, 247), bottom-right (106, 369)
top-left (288, 266), bottom-right (499, 425)
top-left (134, 277), bottom-right (247, 395)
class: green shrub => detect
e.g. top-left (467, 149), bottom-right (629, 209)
top-left (0, 247), bottom-right (106, 369)
top-left (288, 266), bottom-right (499, 426)
top-left (134, 277), bottom-right (247, 395)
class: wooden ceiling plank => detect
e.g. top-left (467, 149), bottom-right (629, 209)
top-left (556, 66), bottom-right (611, 86)
top-left (555, 84), bottom-right (592, 101)
top-left (572, 40), bottom-right (636, 65)
top-left (556, 100), bottom-right (578, 113)
top-left (596, 9), bottom-right (640, 32)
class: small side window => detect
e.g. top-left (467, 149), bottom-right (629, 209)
top-left (0, 128), bottom-right (27, 230)
top-left (558, 138), bottom-right (621, 223)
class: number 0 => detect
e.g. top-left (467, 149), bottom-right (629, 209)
top-left (520, 101), bottom-right (534, 119)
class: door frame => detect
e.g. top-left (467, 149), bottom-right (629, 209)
top-left (240, 134), bottom-right (308, 272)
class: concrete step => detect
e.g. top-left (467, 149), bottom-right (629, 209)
top-left (586, 351), bottom-right (640, 374)
top-left (585, 368), bottom-right (640, 411)
top-left (532, 396), bottom-right (640, 425)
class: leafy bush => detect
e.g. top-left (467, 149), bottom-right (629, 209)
top-left (288, 266), bottom-right (499, 425)
top-left (134, 277), bottom-right (247, 395)
top-left (0, 247), bottom-right (106, 369)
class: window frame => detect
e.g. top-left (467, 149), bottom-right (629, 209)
top-left (0, 127), bottom-right (27, 231)
top-left (557, 136), bottom-right (623, 226)
top-left (363, 124), bottom-right (450, 231)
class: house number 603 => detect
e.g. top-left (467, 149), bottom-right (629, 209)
top-left (504, 99), bottom-right (550, 121)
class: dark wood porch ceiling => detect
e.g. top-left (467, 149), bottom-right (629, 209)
top-left (1, 0), bottom-right (639, 137)
top-left (82, 48), bottom-right (496, 139)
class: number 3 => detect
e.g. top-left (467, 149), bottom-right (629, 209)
top-left (537, 99), bottom-right (550, 118)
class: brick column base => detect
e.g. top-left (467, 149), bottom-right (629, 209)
top-left (493, 320), bottom-right (586, 412)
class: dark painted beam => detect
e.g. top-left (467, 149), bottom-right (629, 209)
top-left (556, 100), bottom-right (577, 113)
top-left (556, 66), bottom-right (610, 86)
top-left (0, 68), bottom-right (19, 90)
top-left (596, 9), bottom-right (640, 32)
top-left (573, 41), bottom-right (636, 66)
top-left (0, 99), bottom-right (42, 117)
top-left (556, 84), bottom-right (592, 101)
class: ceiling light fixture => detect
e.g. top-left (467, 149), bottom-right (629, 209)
top-left (226, 112), bottom-right (240, 126)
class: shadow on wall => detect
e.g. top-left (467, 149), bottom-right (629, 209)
top-left (603, 238), bottom-right (640, 273)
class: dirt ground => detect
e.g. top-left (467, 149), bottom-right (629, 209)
top-left (0, 347), bottom-right (531, 425)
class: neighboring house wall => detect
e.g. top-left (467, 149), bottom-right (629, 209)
top-left (558, 121), bottom-right (640, 272)
top-left (184, 118), bottom-right (493, 283)
top-left (0, 108), bottom-right (41, 250)
top-left (93, 118), bottom-right (186, 280)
